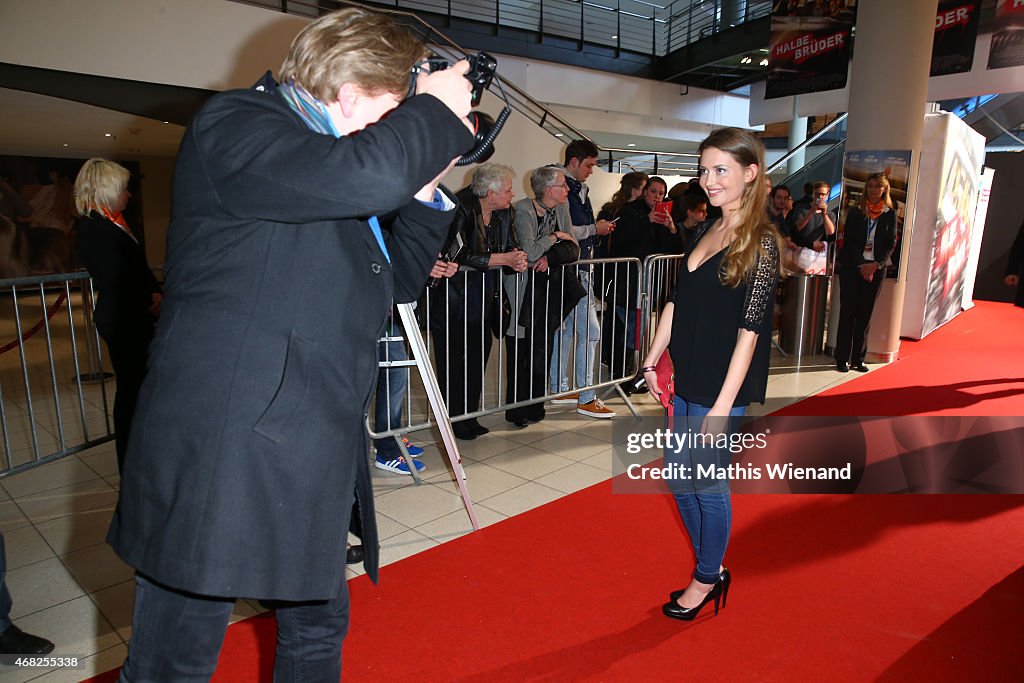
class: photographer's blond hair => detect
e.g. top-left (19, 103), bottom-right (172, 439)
top-left (74, 158), bottom-right (129, 216)
top-left (279, 7), bottom-right (427, 103)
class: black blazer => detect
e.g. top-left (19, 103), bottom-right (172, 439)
top-left (74, 211), bottom-right (160, 336)
top-left (838, 206), bottom-right (898, 269)
top-left (106, 78), bottom-right (473, 601)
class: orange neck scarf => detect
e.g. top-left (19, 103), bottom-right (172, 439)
top-left (865, 201), bottom-right (886, 221)
top-left (101, 208), bottom-right (137, 242)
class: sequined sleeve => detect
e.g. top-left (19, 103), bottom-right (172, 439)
top-left (740, 233), bottom-right (780, 332)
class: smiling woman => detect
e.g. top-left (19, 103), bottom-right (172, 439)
top-left (640, 126), bottom-right (785, 623)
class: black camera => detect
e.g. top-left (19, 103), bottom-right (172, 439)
top-left (409, 51), bottom-right (508, 166)
top-left (421, 51), bottom-right (497, 107)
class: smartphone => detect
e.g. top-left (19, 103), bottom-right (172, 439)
top-left (655, 200), bottom-right (674, 215)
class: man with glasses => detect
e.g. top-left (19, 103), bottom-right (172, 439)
top-left (790, 180), bottom-right (836, 252)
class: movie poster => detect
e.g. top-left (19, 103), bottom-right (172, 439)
top-left (838, 150), bottom-right (912, 279)
top-left (931, 0), bottom-right (980, 76)
top-left (0, 156), bottom-right (144, 278)
top-left (988, 0), bottom-right (1024, 69)
top-left (766, 0), bottom-right (858, 99)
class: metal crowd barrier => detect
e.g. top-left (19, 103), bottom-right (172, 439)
top-left (0, 272), bottom-right (114, 479)
top-left (638, 253), bottom-right (687, 360)
top-left (366, 257), bottom-right (643, 446)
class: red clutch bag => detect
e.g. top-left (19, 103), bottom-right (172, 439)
top-left (655, 350), bottom-right (674, 413)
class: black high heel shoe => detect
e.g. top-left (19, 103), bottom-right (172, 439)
top-left (662, 582), bottom-right (722, 621)
top-left (670, 568), bottom-right (730, 607)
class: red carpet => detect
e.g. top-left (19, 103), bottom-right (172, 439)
top-left (778, 301), bottom-right (1024, 416)
top-left (84, 303), bottom-right (1024, 681)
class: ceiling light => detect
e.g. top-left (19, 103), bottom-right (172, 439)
top-left (163, 121), bottom-right (169, 124)
top-left (554, 133), bottom-right (564, 137)
top-left (104, 133), bottom-right (112, 137)
top-left (627, 143), bottom-right (636, 147)
top-left (760, 58), bottom-right (769, 66)
top-left (740, 56), bottom-right (752, 64)
top-left (611, 35), bottom-right (618, 39)
top-left (62, 143), bottom-right (69, 147)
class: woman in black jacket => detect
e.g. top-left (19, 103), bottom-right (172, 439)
top-left (834, 171), bottom-right (898, 372)
top-left (73, 158), bottom-right (161, 472)
top-left (430, 163), bottom-right (527, 438)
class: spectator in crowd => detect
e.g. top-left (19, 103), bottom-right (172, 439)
top-left (73, 158), bottom-right (162, 474)
top-left (677, 194), bottom-right (709, 254)
top-left (833, 172), bottom-right (897, 373)
top-left (768, 184), bottom-right (793, 238)
top-left (431, 162), bottom-right (527, 439)
top-left (641, 127), bottom-right (782, 622)
top-left (505, 166), bottom-right (577, 427)
top-left (607, 176), bottom-right (677, 384)
top-left (0, 532), bottom-right (54, 655)
top-left (596, 171), bottom-right (647, 259)
top-left (789, 180), bottom-right (836, 252)
top-left (791, 181), bottom-right (814, 215)
top-left (598, 172), bottom-right (648, 221)
top-left (105, 8), bottom-right (474, 680)
top-left (549, 141), bottom-right (616, 419)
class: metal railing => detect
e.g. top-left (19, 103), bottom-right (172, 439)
top-left (368, 257), bottom-right (643, 443)
top-left (0, 273), bottom-right (114, 479)
top-left (234, 0), bottom-right (676, 55)
top-left (665, 0), bottom-right (773, 53)
top-left (227, 0), bottom-right (768, 171)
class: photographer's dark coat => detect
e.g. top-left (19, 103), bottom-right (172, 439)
top-left (107, 81), bottom-right (472, 601)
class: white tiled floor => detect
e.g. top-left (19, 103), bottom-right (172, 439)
top-left (0, 345), bottom-right (863, 681)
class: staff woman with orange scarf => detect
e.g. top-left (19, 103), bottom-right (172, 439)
top-left (74, 158), bottom-right (161, 472)
top-left (834, 172), bottom-right (897, 372)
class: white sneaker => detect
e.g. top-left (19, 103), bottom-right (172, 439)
top-left (374, 455), bottom-right (426, 475)
top-left (577, 399), bottom-right (616, 419)
top-left (550, 392), bottom-right (580, 405)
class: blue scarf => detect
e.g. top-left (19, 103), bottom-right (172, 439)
top-left (278, 80), bottom-right (390, 262)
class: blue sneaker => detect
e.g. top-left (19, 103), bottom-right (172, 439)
top-left (401, 437), bottom-right (424, 457)
top-left (375, 455), bottom-right (425, 475)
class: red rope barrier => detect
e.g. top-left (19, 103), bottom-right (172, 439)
top-left (0, 291), bottom-right (70, 355)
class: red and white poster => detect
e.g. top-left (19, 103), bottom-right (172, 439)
top-left (766, 0), bottom-right (858, 99)
top-left (931, 0), bottom-right (981, 76)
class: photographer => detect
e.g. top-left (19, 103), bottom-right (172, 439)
top-left (789, 180), bottom-right (836, 252)
top-left (430, 163), bottom-right (527, 440)
top-left (106, 8), bottom-right (474, 681)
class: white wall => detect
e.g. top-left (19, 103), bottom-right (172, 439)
top-left (0, 0), bottom-right (306, 90)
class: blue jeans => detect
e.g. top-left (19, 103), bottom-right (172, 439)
top-left (549, 272), bottom-right (601, 404)
top-left (667, 396), bottom-right (746, 585)
top-left (119, 573), bottom-right (349, 682)
top-left (374, 338), bottom-right (407, 457)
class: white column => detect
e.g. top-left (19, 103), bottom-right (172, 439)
top-left (841, 0), bottom-right (939, 363)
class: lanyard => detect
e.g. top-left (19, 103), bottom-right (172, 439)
top-left (865, 216), bottom-right (878, 244)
